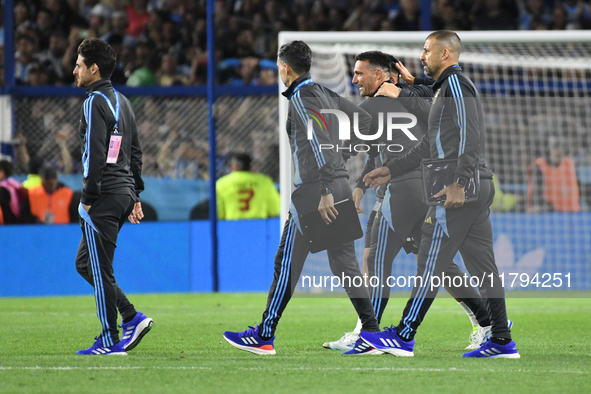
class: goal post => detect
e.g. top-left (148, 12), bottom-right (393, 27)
top-left (277, 31), bottom-right (591, 292)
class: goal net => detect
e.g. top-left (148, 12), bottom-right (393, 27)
top-left (277, 31), bottom-right (591, 294)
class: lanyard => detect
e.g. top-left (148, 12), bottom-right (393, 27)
top-left (90, 90), bottom-right (120, 133)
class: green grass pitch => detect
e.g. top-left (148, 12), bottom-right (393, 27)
top-left (1, 293), bottom-right (590, 393)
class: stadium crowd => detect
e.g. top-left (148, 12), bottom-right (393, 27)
top-left (2, 0), bottom-right (591, 87)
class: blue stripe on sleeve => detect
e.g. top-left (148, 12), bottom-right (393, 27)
top-left (448, 75), bottom-right (466, 155)
top-left (82, 96), bottom-right (95, 178)
top-left (293, 92), bottom-right (326, 168)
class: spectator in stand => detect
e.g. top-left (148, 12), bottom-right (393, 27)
top-left (20, 165), bottom-right (77, 224)
top-left (28, 62), bottom-right (53, 85)
top-left (45, 0), bottom-right (86, 35)
top-left (125, 0), bottom-right (150, 37)
top-left (0, 160), bottom-right (28, 224)
top-left (393, 0), bottom-right (421, 30)
top-left (39, 31), bottom-right (69, 84)
top-left (257, 60), bottom-right (278, 86)
top-left (87, 6), bottom-right (110, 39)
top-left (15, 33), bottom-right (39, 84)
top-left (101, 11), bottom-right (136, 49)
top-left (527, 136), bottom-right (581, 213)
top-left (551, 4), bottom-right (569, 29)
top-left (106, 34), bottom-right (128, 84)
top-left (518, 0), bottom-right (552, 29)
top-left (432, 0), bottom-right (471, 30)
top-left (472, 0), bottom-right (519, 30)
top-left (34, 7), bottom-right (54, 50)
top-left (157, 53), bottom-right (188, 86)
top-left (14, 1), bottom-right (31, 31)
top-left (126, 48), bottom-right (160, 86)
top-left (561, 0), bottom-right (591, 29)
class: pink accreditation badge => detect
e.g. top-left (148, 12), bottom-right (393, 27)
top-left (107, 134), bottom-right (122, 164)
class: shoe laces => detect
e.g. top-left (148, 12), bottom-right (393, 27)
top-left (339, 332), bottom-right (359, 346)
top-left (241, 326), bottom-right (258, 337)
top-left (383, 325), bottom-right (397, 334)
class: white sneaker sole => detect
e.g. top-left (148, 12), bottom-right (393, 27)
top-left (380, 348), bottom-right (414, 357)
top-left (223, 335), bottom-right (276, 355)
top-left (487, 353), bottom-right (521, 359)
top-left (322, 342), bottom-right (354, 351)
top-left (124, 318), bottom-right (154, 351)
top-left (352, 349), bottom-right (384, 356)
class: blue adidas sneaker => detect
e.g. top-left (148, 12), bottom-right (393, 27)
top-left (359, 326), bottom-right (414, 357)
top-left (463, 338), bottom-right (520, 358)
top-left (223, 326), bottom-right (276, 355)
top-left (342, 338), bottom-right (383, 355)
top-left (76, 336), bottom-right (127, 356)
top-left (121, 312), bottom-right (154, 351)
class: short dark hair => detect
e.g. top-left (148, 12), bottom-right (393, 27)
top-left (426, 30), bottom-right (462, 54)
top-left (39, 165), bottom-right (57, 180)
top-left (16, 33), bottom-right (35, 45)
top-left (77, 38), bottom-right (117, 78)
top-left (0, 160), bottom-right (14, 178)
top-left (355, 51), bottom-right (399, 73)
top-left (278, 40), bottom-right (312, 75)
top-left (231, 152), bottom-right (252, 171)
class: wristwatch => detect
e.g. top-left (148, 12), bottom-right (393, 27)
top-left (454, 176), bottom-right (468, 188)
top-left (320, 187), bottom-right (333, 196)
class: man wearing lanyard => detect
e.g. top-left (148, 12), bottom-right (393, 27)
top-left (74, 38), bottom-right (153, 355)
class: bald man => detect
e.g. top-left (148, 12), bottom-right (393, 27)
top-left (360, 31), bottom-right (520, 359)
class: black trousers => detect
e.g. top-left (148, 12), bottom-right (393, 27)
top-left (396, 179), bottom-right (510, 340)
top-left (367, 177), bottom-right (489, 326)
top-left (76, 193), bottom-right (137, 346)
top-left (259, 178), bottom-right (379, 339)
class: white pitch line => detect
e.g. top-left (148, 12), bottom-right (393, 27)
top-left (0, 366), bottom-right (588, 374)
top-left (0, 366), bottom-right (211, 370)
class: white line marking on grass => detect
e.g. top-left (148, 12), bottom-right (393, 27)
top-left (0, 366), bottom-right (587, 374)
top-left (0, 366), bottom-right (212, 371)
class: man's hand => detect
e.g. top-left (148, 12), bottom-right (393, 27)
top-left (434, 183), bottom-right (466, 209)
top-left (352, 187), bottom-right (364, 213)
top-left (375, 83), bottom-right (401, 98)
top-left (318, 194), bottom-right (338, 225)
top-left (395, 61), bottom-right (415, 85)
top-left (363, 167), bottom-right (391, 190)
top-left (82, 204), bottom-right (91, 213)
top-left (128, 202), bottom-right (144, 224)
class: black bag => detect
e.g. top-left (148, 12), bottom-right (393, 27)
top-left (420, 158), bottom-right (479, 206)
top-left (299, 199), bottom-right (363, 253)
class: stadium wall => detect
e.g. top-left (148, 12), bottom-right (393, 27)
top-left (0, 219), bottom-right (280, 297)
top-left (1, 213), bottom-right (589, 297)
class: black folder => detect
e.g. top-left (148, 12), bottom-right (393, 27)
top-left (299, 199), bottom-right (363, 254)
top-left (420, 158), bottom-right (480, 206)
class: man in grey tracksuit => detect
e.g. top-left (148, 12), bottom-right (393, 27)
top-left (223, 40), bottom-right (380, 356)
top-left (361, 31), bottom-right (519, 358)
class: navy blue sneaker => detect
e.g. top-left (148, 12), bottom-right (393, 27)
top-left (360, 326), bottom-right (414, 357)
top-left (342, 338), bottom-right (383, 355)
top-left (76, 336), bottom-right (127, 356)
top-left (463, 338), bottom-right (520, 358)
top-left (121, 312), bottom-right (154, 351)
top-left (223, 326), bottom-right (276, 355)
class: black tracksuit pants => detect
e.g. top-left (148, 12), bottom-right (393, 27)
top-left (76, 193), bottom-right (137, 346)
top-left (396, 178), bottom-right (511, 341)
top-left (259, 177), bottom-right (379, 339)
top-left (367, 177), bottom-right (489, 326)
